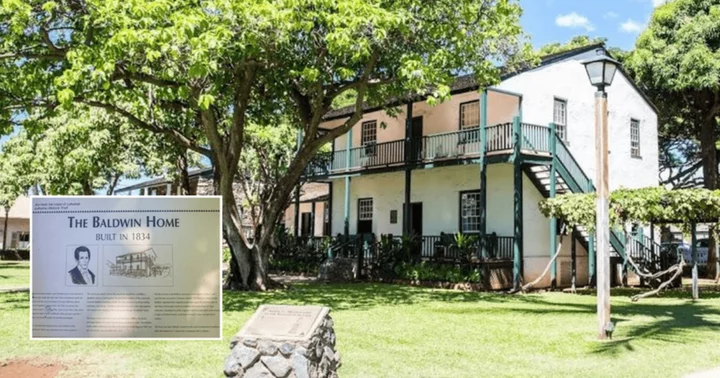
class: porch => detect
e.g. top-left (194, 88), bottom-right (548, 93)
top-left (306, 121), bottom-right (554, 178)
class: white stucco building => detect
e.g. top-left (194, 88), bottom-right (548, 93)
top-left (305, 44), bottom-right (660, 289)
top-left (1, 195), bottom-right (30, 250)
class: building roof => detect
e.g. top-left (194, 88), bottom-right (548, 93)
top-left (0, 195), bottom-right (30, 220)
top-left (118, 248), bottom-right (156, 258)
top-left (114, 168), bottom-right (213, 193)
top-left (322, 43), bottom-right (657, 121)
top-left (298, 182), bottom-right (330, 203)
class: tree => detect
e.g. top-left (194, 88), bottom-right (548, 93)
top-left (626, 0), bottom-right (720, 277)
top-left (3, 108), bottom-right (188, 195)
top-left (537, 36), bottom-right (608, 56)
top-left (0, 137), bottom-right (36, 251)
top-left (0, 0), bottom-right (533, 290)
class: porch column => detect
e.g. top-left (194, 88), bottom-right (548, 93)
top-left (549, 122), bottom-right (558, 289)
top-left (165, 183), bottom-right (171, 196)
top-left (328, 182), bottom-right (333, 236)
top-left (311, 201), bottom-right (316, 237)
top-left (512, 116), bottom-right (523, 289)
top-left (691, 222), bottom-right (699, 300)
top-left (571, 226), bottom-right (577, 290)
top-left (294, 186), bottom-right (300, 238)
top-left (344, 128), bottom-right (352, 237)
top-left (479, 90), bottom-right (488, 259)
top-left (403, 102), bottom-right (413, 235)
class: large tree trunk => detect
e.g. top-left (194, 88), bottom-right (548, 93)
top-left (177, 150), bottom-right (192, 195)
top-left (215, 165), bottom-right (265, 290)
top-left (2, 208), bottom-right (9, 251)
top-left (701, 117), bottom-right (718, 278)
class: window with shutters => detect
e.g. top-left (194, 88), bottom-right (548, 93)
top-left (554, 98), bottom-right (567, 141)
top-left (630, 119), bottom-right (641, 157)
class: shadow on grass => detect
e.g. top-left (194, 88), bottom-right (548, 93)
top-left (224, 282), bottom-right (720, 357)
top-left (0, 292), bottom-right (30, 310)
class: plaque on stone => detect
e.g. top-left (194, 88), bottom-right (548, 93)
top-left (225, 305), bottom-right (341, 378)
top-left (239, 305), bottom-right (328, 341)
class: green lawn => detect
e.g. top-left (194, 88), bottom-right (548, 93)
top-left (0, 261), bottom-right (29, 289)
top-left (1, 275), bottom-right (720, 377)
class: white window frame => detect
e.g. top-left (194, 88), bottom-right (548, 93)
top-left (460, 191), bottom-right (482, 233)
top-left (361, 121), bottom-right (377, 156)
top-left (553, 98), bottom-right (567, 141)
top-left (630, 118), bottom-right (641, 157)
top-left (358, 198), bottom-right (373, 221)
top-left (459, 101), bottom-right (480, 130)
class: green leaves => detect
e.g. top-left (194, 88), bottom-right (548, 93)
top-left (539, 187), bottom-right (720, 232)
top-left (198, 94), bottom-right (215, 110)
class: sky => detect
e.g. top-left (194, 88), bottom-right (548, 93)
top-left (3, 0), bottom-right (666, 191)
top-left (521, 0), bottom-right (664, 51)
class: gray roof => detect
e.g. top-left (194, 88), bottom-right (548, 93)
top-left (114, 168), bottom-right (212, 193)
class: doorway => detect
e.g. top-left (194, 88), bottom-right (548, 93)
top-left (410, 202), bottom-right (423, 236)
top-left (301, 212), bottom-right (312, 236)
top-left (411, 116), bottom-right (424, 161)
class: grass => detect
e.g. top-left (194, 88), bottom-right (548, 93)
top-left (1, 268), bottom-right (720, 377)
top-left (0, 261), bottom-right (29, 289)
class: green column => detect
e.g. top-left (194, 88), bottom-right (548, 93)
top-left (512, 116), bottom-right (523, 289)
top-left (571, 226), bottom-right (577, 290)
top-left (549, 122), bottom-right (557, 289)
top-left (479, 90), bottom-right (488, 259)
top-left (344, 129), bottom-right (353, 237)
top-left (691, 222), bottom-right (699, 300)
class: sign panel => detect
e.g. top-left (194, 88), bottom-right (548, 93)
top-left (239, 305), bottom-right (329, 341)
top-left (30, 196), bottom-right (222, 339)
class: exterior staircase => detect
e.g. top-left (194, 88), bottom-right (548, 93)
top-left (522, 130), bottom-right (664, 279)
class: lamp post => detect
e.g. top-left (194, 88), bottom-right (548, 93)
top-left (583, 51), bottom-right (619, 340)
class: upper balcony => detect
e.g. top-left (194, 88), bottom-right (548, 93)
top-left (305, 121), bottom-right (556, 178)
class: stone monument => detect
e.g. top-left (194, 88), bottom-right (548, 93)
top-left (224, 305), bottom-right (341, 378)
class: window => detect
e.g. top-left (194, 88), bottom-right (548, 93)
top-left (630, 119), bottom-right (640, 157)
top-left (460, 191), bottom-right (482, 233)
top-left (553, 98), bottom-right (567, 140)
top-left (459, 101), bottom-right (480, 130)
top-left (358, 198), bottom-right (373, 220)
top-left (390, 210), bottom-right (398, 224)
top-left (10, 231), bottom-right (29, 249)
top-left (361, 121), bottom-right (377, 156)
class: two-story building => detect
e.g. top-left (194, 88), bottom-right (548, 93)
top-left (304, 44), bottom-right (659, 288)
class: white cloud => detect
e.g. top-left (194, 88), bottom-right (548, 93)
top-left (620, 19), bottom-right (646, 33)
top-left (604, 12), bottom-right (618, 19)
top-left (653, 0), bottom-right (668, 7)
top-left (556, 12), bottom-right (595, 31)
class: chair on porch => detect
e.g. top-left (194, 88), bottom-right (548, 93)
top-left (433, 232), bottom-right (456, 263)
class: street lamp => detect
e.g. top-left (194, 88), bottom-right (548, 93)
top-left (582, 50), bottom-right (619, 340)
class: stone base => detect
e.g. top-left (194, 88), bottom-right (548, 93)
top-left (225, 314), bottom-right (341, 378)
top-left (318, 258), bottom-right (357, 283)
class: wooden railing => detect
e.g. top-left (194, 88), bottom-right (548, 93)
top-left (521, 123), bottom-right (550, 153)
top-left (485, 123), bottom-right (513, 152)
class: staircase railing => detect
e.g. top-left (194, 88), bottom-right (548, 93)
top-left (551, 132), bottom-right (631, 260)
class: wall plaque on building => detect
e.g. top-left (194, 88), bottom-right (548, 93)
top-left (30, 196), bottom-right (222, 339)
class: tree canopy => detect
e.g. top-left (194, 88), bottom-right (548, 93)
top-left (0, 0), bottom-right (533, 289)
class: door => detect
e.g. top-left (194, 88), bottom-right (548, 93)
top-left (357, 198), bottom-right (373, 235)
top-left (411, 202), bottom-right (423, 236)
top-left (300, 212), bottom-right (312, 237)
top-left (411, 116), bottom-right (423, 161)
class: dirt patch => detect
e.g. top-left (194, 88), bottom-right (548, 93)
top-left (0, 360), bottom-right (64, 378)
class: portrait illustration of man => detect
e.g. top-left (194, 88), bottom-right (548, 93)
top-left (68, 246), bottom-right (95, 285)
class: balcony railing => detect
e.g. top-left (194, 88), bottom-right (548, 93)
top-left (306, 122), bottom-right (553, 177)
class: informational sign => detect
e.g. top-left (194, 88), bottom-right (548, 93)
top-left (30, 196), bottom-right (222, 340)
top-left (239, 305), bottom-right (329, 341)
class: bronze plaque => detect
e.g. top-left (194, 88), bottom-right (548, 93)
top-left (239, 305), bottom-right (329, 341)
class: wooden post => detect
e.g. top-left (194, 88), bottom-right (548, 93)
top-left (311, 201), bottom-right (316, 237)
top-left (571, 226), bottom-right (577, 291)
top-left (404, 102), bottom-right (413, 236)
top-left (344, 129), bottom-right (352, 237)
top-left (479, 90), bottom-right (488, 259)
top-left (549, 122), bottom-right (558, 289)
top-left (293, 186), bottom-right (300, 238)
top-left (512, 116), bottom-right (523, 290)
top-left (327, 182), bottom-right (333, 236)
top-left (691, 222), bottom-right (699, 301)
top-left (595, 90), bottom-right (611, 340)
